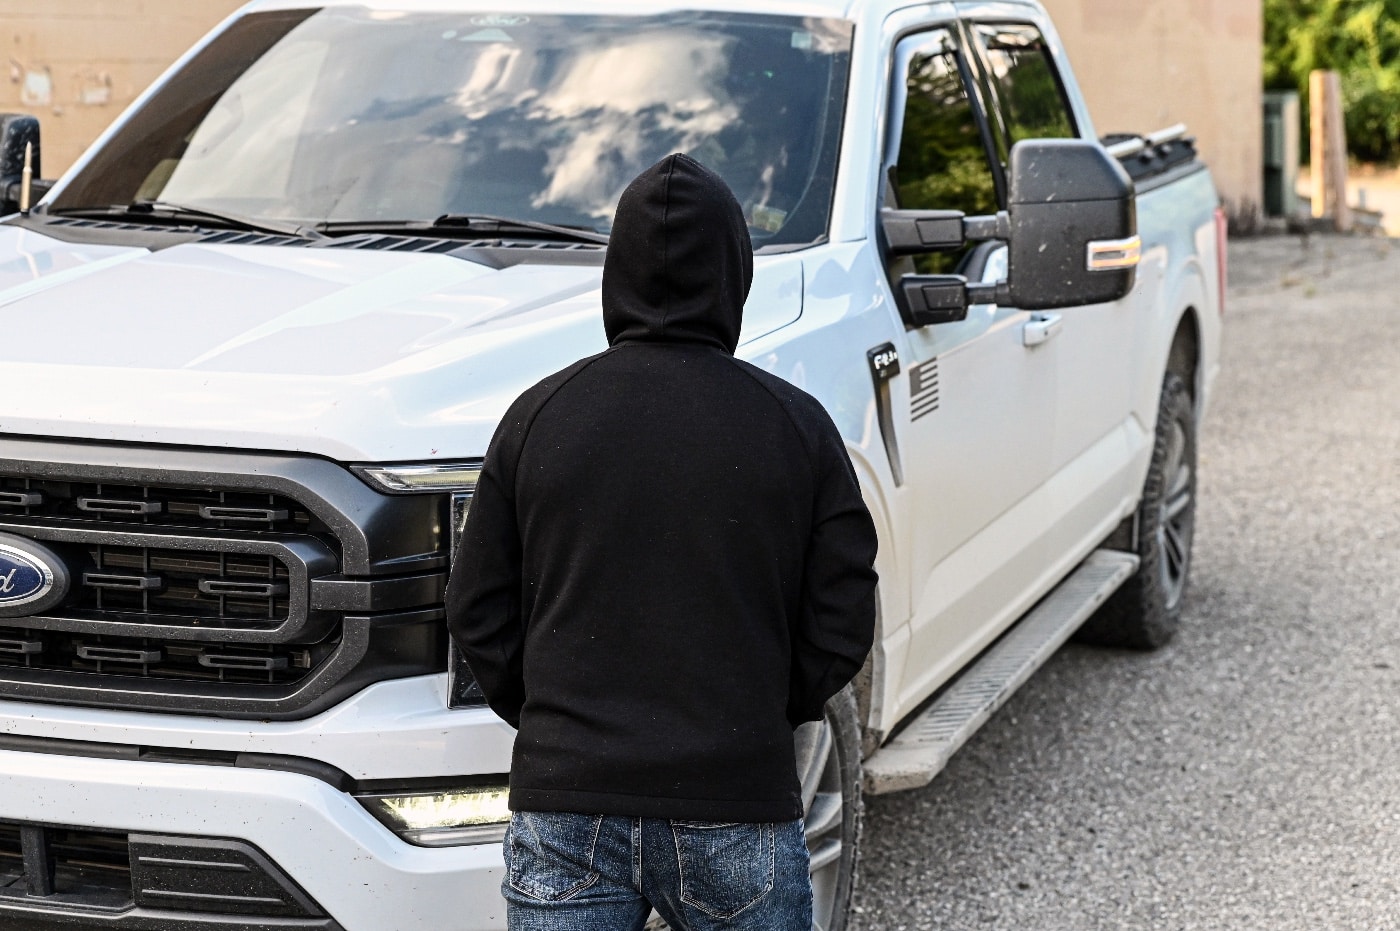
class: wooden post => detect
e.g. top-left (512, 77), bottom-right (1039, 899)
top-left (1310, 71), bottom-right (1327, 219)
top-left (1310, 69), bottom-right (1351, 232)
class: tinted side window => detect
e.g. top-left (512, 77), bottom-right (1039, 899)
top-left (972, 24), bottom-right (1076, 164)
top-left (891, 30), bottom-right (998, 273)
top-left (894, 32), bottom-right (998, 217)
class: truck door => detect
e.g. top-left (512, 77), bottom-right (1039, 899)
top-left (880, 26), bottom-right (1057, 712)
top-left (964, 20), bottom-right (1139, 559)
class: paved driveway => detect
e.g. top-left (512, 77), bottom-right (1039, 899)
top-left (851, 235), bottom-right (1400, 931)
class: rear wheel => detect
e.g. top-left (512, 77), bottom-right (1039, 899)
top-left (1077, 370), bottom-right (1197, 649)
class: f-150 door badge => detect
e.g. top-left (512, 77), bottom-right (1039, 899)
top-left (869, 344), bottom-right (901, 381)
top-left (868, 344), bottom-right (904, 486)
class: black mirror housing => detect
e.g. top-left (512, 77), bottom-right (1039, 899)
top-left (1004, 139), bottom-right (1138, 310)
top-left (0, 113), bottom-right (41, 214)
top-left (881, 209), bottom-right (966, 255)
top-left (899, 275), bottom-right (971, 327)
top-left (882, 139), bottom-right (1139, 327)
top-left (898, 275), bottom-right (1013, 327)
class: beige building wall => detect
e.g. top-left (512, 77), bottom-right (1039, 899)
top-left (0, 1), bottom-right (244, 176)
top-left (5, 0), bottom-right (1262, 217)
top-left (1044, 0), bottom-right (1263, 219)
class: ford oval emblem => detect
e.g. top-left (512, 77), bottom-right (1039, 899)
top-left (0, 534), bottom-right (70, 617)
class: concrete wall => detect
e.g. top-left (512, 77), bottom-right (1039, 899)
top-left (1044, 0), bottom-right (1263, 221)
top-left (3, 0), bottom-right (1262, 218)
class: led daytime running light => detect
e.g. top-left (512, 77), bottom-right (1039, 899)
top-left (357, 462), bottom-right (482, 494)
top-left (359, 786), bottom-right (511, 847)
top-left (373, 788), bottom-right (510, 830)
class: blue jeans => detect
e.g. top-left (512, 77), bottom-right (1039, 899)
top-left (503, 811), bottom-right (812, 931)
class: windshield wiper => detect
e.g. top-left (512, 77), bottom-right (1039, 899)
top-left (47, 200), bottom-right (325, 240)
top-left (318, 214), bottom-right (609, 245)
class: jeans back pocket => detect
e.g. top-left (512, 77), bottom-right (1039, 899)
top-left (506, 811), bottom-right (604, 903)
top-left (671, 821), bottom-right (776, 920)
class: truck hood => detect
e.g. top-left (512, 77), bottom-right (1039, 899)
top-left (0, 226), bottom-right (804, 461)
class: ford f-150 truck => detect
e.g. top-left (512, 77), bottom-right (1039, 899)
top-left (0, 1), bottom-right (1223, 928)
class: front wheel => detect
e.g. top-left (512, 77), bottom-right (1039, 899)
top-left (644, 687), bottom-right (864, 931)
top-left (796, 686), bottom-right (863, 931)
top-left (1077, 370), bottom-right (1198, 649)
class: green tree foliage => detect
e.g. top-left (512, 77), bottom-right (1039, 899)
top-left (897, 53), bottom-right (999, 217)
top-left (1265, 0), bottom-right (1400, 162)
top-left (896, 50), bottom-right (999, 273)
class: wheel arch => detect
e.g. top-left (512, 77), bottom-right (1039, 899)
top-left (1167, 305), bottom-right (1202, 404)
top-left (842, 443), bottom-right (900, 758)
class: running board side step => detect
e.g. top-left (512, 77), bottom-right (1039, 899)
top-left (863, 549), bottom-right (1139, 795)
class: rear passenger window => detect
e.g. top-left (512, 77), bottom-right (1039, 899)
top-left (889, 29), bottom-right (999, 273)
top-left (971, 24), bottom-right (1076, 164)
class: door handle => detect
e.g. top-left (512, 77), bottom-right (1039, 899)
top-left (1022, 312), bottom-right (1063, 348)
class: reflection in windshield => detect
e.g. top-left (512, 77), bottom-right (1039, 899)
top-left (52, 10), bottom-right (853, 248)
top-left (524, 33), bottom-right (738, 221)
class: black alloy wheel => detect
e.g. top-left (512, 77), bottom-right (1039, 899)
top-left (1078, 370), bottom-right (1198, 649)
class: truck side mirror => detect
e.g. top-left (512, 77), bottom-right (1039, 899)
top-left (0, 114), bottom-right (41, 214)
top-left (1004, 139), bottom-right (1139, 310)
top-left (882, 138), bottom-right (1139, 326)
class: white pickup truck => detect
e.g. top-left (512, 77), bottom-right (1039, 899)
top-left (0, 1), bottom-right (1223, 928)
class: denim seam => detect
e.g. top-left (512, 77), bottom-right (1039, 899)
top-left (587, 814), bottom-right (604, 870)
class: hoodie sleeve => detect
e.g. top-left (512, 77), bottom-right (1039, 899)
top-left (446, 408), bottom-right (529, 729)
top-left (787, 417), bottom-right (880, 726)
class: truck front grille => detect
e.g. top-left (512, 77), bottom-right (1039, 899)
top-left (0, 441), bottom-right (454, 719)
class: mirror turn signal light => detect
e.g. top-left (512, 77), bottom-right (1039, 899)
top-left (1086, 235), bottom-right (1143, 272)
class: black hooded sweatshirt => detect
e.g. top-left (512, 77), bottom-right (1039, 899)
top-left (445, 153), bottom-right (878, 822)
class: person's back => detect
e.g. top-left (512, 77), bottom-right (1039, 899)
top-left (447, 153), bottom-right (878, 929)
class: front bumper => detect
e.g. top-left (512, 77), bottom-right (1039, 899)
top-left (0, 748), bottom-right (507, 930)
top-left (0, 675), bottom-right (516, 930)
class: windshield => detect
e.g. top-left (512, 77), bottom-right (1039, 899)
top-left (50, 9), bottom-right (853, 248)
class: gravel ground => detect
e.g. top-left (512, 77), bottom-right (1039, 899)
top-left (850, 234), bottom-right (1400, 931)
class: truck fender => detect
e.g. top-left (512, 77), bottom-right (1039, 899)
top-left (843, 442), bottom-right (901, 750)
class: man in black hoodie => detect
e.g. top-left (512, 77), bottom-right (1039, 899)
top-left (447, 153), bottom-right (878, 930)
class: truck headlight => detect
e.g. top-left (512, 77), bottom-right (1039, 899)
top-left (357, 785), bottom-right (510, 846)
top-left (352, 461), bottom-right (482, 556)
top-left (352, 460), bottom-right (487, 707)
top-left (355, 462), bottom-right (482, 494)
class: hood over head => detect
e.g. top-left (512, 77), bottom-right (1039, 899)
top-left (602, 153), bottom-right (753, 354)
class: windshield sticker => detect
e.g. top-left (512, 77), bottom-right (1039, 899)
top-left (461, 28), bottom-right (515, 43)
top-left (472, 15), bottom-right (529, 27)
top-left (791, 31), bottom-right (813, 50)
top-left (751, 205), bottom-right (787, 233)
